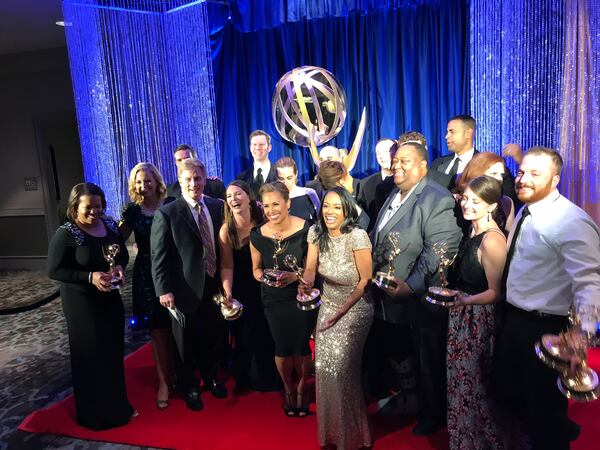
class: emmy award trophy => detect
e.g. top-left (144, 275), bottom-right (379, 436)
top-left (212, 294), bottom-right (244, 321)
top-left (262, 233), bottom-right (288, 287)
top-left (373, 232), bottom-right (403, 290)
top-left (425, 241), bottom-right (458, 306)
top-left (535, 305), bottom-right (600, 401)
top-left (102, 244), bottom-right (122, 290)
top-left (283, 254), bottom-right (321, 311)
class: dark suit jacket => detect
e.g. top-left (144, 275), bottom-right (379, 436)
top-left (167, 179), bottom-right (226, 200)
top-left (305, 178), bottom-right (324, 199)
top-left (150, 196), bottom-right (224, 314)
top-left (236, 165), bottom-right (277, 200)
top-left (357, 172), bottom-right (387, 225)
top-left (370, 177), bottom-right (462, 324)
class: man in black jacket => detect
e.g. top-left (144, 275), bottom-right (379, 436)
top-left (151, 158), bottom-right (226, 411)
top-left (235, 130), bottom-right (277, 199)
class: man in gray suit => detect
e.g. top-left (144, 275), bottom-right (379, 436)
top-left (370, 141), bottom-right (462, 436)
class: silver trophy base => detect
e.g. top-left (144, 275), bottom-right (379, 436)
top-left (296, 289), bottom-right (321, 311)
top-left (373, 273), bottom-right (398, 290)
top-left (425, 286), bottom-right (456, 307)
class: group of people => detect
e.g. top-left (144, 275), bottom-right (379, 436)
top-left (47, 114), bottom-right (600, 450)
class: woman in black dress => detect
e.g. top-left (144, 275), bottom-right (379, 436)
top-left (119, 162), bottom-right (173, 410)
top-left (250, 182), bottom-right (318, 416)
top-left (218, 180), bottom-right (279, 392)
top-left (47, 183), bottom-right (134, 430)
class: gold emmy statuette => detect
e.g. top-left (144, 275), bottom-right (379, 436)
top-left (373, 232), bottom-right (404, 290)
top-left (535, 306), bottom-right (600, 402)
top-left (283, 254), bottom-right (321, 311)
top-left (212, 294), bottom-right (244, 321)
top-left (102, 244), bottom-right (122, 290)
top-left (425, 241), bottom-right (458, 306)
top-left (262, 233), bottom-right (289, 287)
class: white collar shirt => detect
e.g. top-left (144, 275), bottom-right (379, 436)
top-left (377, 181), bottom-right (420, 233)
top-left (253, 160), bottom-right (271, 180)
top-left (181, 193), bottom-right (216, 251)
top-left (444, 147), bottom-right (475, 175)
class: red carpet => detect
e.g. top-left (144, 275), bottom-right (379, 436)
top-left (19, 345), bottom-right (600, 450)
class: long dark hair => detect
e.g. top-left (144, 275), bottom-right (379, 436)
top-left (224, 180), bottom-right (264, 249)
top-left (466, 175), bottom-right (506, 232)
top-left (313, 186), bottom-right (359, 253)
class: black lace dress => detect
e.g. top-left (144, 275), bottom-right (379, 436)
top-left (121, 202), bottom-right (170, 329)
top-left (47, 218), bottom-right (134, 430)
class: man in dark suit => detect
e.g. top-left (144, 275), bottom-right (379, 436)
top-left (166, 144), bottom-right (226, 200)
top-left (357, 138), bottom-right (395, 226)
top-left (236, 130), bottom-right (277, 199)
top-left (151, 158), bottom-right (227, 411)
top-left (370, 142), bottom-right (462, 436)
top-left (431, 115), bottom-right (516, 202)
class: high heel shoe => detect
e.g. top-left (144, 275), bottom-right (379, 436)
top-left (296, 393), bottom-right (308, 418)
top-left (156, 385), bottom-right (169, 410)
top-left (283, 392), bottom-right (297, 417)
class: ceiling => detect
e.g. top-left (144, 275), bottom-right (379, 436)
top-left (0, 0), bottom-right (66, 55)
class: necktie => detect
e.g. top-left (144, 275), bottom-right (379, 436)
top-left (196, 202), bottom-right (217, 277)
top-left (502, 206), bottom-right (531, 287)
top-left (255, 167), bottom-right (264, 186)
top-left (447, 157), bottom-right (461, 190)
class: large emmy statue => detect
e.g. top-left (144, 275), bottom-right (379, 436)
top-left (271, 66), bottom-right (366, 172)
top-left (535, 305), bottom-right (600, 401)
top-left (425, 241), bottom-right (458, 306)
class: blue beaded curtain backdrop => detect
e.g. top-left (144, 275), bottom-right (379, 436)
top-left (62, 0), bottom-right (220, 217)
top-left (471, 0), bottom-right (599, 222)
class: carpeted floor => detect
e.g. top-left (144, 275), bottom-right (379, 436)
top-left (0, 270), bottom-right (59, 313)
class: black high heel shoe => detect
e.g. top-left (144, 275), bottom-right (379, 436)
top-left (283, 392), bottom-right (297, 417)
top-left (296, 393), bottom-right (308, 418)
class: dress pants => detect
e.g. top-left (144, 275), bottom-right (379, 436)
top-left (176, 276), bottom-right (226, 390)
top-left (492, 303), bottom-right (575, 450)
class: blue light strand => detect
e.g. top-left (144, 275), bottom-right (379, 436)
top-left (63, 0), bottom-right (220, 217)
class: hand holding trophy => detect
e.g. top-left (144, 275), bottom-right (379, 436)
top-left (102, 243), bottom-right (123, 290)
top-left (284, 254), bottom-right (321, 311)
top-left (425, 241), bottom-right (458, 306)
top-left (373, 232), bottom-right (404, 290)
top-left (212, 293), bottom-right (244, 321)
top-left (262, 232), bottom-right (289, 287)
top-left (535, 305), bottom-right (600, 401)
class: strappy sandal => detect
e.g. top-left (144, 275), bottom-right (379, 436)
top-left (283, 392), bottom-right (297, 417)
top-left (296, 393), bottom-right (309, 417)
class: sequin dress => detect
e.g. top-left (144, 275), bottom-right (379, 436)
top-left (446, 230), bottom-right (503, 450)
top-left (310, 226), bottom-right (373, 450)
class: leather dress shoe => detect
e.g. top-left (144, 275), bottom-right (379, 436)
top-left (185, 388), bottom-right (204, 411)
top-left (204, 379), bottom-right (228, 399)
top-left (412, 420), bottom-right (444, 436)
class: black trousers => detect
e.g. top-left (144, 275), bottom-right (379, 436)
top-left (492, 303), bottom-right (576, 450)
top-left (175, 276), bottom-right (227, 390)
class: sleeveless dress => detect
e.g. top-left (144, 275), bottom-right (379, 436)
top-left (231, 240), bottom-right (281, 391)
top-left (311, 226), bottom-right (373, 450)
top-left (447, 230), bottom-right (503, 450)
top-left (249, 221), bottom-right (317, 356)
top-left (47, 218), bottom-right (134, 430)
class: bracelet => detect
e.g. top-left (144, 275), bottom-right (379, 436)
top-left (88, 272), bottom-right (93, 284)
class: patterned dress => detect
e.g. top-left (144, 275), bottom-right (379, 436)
top-left (447, 231), bottom-right (503, 450)
top-left (311, 226), bottom-right (373, 450)
top-left (121, 203), bottom-right (170, 329)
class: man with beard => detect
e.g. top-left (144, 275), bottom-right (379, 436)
top-left (493, 147), bottom-right (600, 450)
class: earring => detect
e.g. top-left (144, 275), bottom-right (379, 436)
top-left (487, 211), bottom-right (491, 222)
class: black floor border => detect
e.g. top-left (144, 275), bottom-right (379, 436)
top-left (0, 290), bottom-right (60, 315)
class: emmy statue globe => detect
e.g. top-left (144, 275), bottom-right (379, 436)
top-left (283, 254), bottom-right (321, 311)
top-left (102, 243), bottom-right (122, 290)
top-left (425, 241), bottom-right (458, 306)
top-left (373, 232), bottom-right (403, 290)
top-left (262, 232), bottom-right (288, 287)
top-left (535, 305), bottom-right (600, 401)
top-left (212, 293), bottom-right (244, 321)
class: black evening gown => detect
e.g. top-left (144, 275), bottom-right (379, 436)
top-left (250, 221), bottom-right (318, 356)
top-left (121, 202), bottom-right (170, 329)
top-left (47, 218), bottom-right (134, 430)
top-left (290, 194), bottom-right (318, 223)
top-left (231, 241), bottom-right (281, 391)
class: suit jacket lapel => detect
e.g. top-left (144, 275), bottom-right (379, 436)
top-left (373, 187), bottom-right (399, 247)
top-left (378, 180), bottom-right (428, 241)
top-left (177, 197), bottom-right (202, 242)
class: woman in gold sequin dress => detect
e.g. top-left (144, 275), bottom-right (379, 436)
top-left (301, 187), bottom-right (373, 450)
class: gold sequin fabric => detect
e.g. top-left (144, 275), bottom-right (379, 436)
top-left (309, 226), bottom-right (373, 450)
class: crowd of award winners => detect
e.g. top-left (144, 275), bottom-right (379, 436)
top-left (47, 114), bottom-right (600, 450)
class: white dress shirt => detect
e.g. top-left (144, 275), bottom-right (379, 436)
top-left (181, 193), bottom-right (216, 253)
top-left (377, 182), bottom-right (420, 232)
top-left (506, 189), bottom-right (600, 332)
top-left (253, 160), bottom-right (271, 180)
top-left (444, 148), bottom-right (475, 175)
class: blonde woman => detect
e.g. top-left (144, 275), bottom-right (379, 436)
top-left (119, 162), bottom-right (174, 410)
